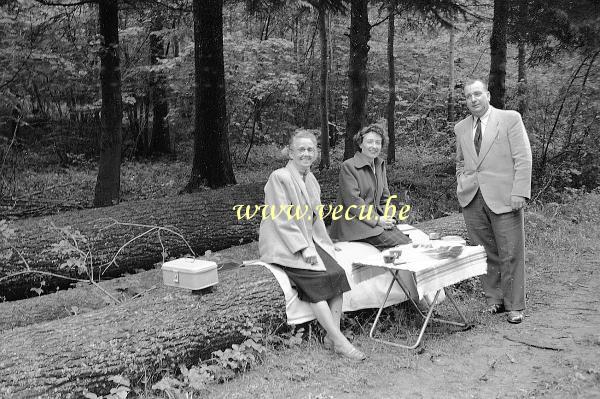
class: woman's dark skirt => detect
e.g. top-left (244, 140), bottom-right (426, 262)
top-left (360, 228), bottom-right (411, 250)
top-left (279, 243), bottom-right (350, 303)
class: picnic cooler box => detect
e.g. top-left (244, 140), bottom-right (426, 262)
top-left (161, 258), bottom-right (218, 290)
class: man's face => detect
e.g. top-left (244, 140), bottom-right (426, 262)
top-left (464, 81), bottom-right (490, 118)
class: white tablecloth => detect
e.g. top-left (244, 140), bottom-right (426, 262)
top-left (247, 225), bottom-right (455, 325)
top-left (353, 239), bottom-right (488, 299)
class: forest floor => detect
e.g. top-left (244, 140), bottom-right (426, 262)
top-left (2, 189), bottom-right (595, 398)
top-left (1, 144), bottom-right (599, 397)
top-left (205, 191), bottom-right (600, 399)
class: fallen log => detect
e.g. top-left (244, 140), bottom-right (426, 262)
top-left (0, 264), bottom-right (287, 398)
top-left (0, 215), bottom-right (469, 331)
top-left (0, 182), bottom-right (266, 300)
top-left (0, 214), bottom-right (468, 397)
top-left (0, 165), bottom-right (458, 301)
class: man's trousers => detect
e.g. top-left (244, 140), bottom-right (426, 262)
top-left (462, 190), bottom-right (526, 311)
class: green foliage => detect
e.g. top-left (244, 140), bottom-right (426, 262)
top-left (0, 0), bottom-right (598, 206)
top-left (0, 2), bottom-right (98, 117)
top-left (82, 375), bottom-right (131, 399)
top-left (166, 30), bottom-right (304, 146)
top-left (47, 223), bottom-right (92, 276)
top-left (0, 219), bottom-right (15, 261)
top-left (509, 54), bottom-right (600, 201)
top-left (149, 322), bottom-right (267, 397)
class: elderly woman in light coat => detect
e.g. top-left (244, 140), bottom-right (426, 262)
top-left (259, 130), bottom-right (366, 361)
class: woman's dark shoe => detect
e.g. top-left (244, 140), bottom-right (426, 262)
top-left (484, 303), bottom-right (505, 314)
top-left (323, 335), bottom-right (333, 350)
top-left (507, 311), bottom-right (524, 324)
top-left (334, 344), bottom-right (367, 361)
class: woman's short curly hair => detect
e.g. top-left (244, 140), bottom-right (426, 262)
top-left (281, 128), bottom-right (319, 159)
top-left (353, 123), bottom-right (387, 150)
top-left (288, 129), bottom-right (318, 148)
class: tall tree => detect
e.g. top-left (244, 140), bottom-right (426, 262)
top-left (149, 13), bottom-right (171, 154)
top-left (447, 24), bottom-right (456, 121)
top-left (94, 0), bottom-right (123, 207)
top-left (344, 0), bottom-right (369, 160)
top-left (185, 0), bottom-right (236, 190)
top-left (318, 5), bottom-right (331, 169)
top-left (383, 0), bottom-right (472, 159)
top-left (488, 0), bottom-right (509, 109)
top-left (386, 0), bottom-right (396, 164)
top-left (301, 0), bottom-right (345, 167)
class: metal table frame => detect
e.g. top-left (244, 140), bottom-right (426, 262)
top-left (369, 269), bottom-right (469, 349)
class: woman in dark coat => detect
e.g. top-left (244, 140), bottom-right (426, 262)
top-left (329, 124), bottom-right (411, 249)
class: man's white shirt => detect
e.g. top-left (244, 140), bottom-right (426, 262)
top-left (472, 106), bottom-right (492, 141)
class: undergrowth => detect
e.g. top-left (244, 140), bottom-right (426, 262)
top-left (83, 320), bottom-right (309, 399)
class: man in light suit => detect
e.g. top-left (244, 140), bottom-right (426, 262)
top-left (454, 79), bottom-right (532, 324)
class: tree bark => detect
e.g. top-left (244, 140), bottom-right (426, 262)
top-left (186, 0), bottom-right (236, 190)
top-left (0, 214), bottom-right (468, 397)
top-left (149, 13), bottom-right (171, 155)
top-left (0, 264), bottom-right (287, 398)
top-left (488, 0), bottom-right (509, 109)
top-left (386, 0), bottom-right (396, 164)
top-left (517, 0), bottom-right (528, 116)
top-left (0, 183), bottom-right (265, 301)
top-left (318, 7), bottom-right (331, 169)
top-left (0, 213), bottom-right (470, 331)
top-left (447, 26), bottom-right (456, 122)
top-left (94, 0), bottom-right (123, 207)
top-left (344, 0), bottom-right (369, 160)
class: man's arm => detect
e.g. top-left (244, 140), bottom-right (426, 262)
top-left (507, 111), bottom-right (532, 203)
top-left (455, 128), bottom-right (465, 178)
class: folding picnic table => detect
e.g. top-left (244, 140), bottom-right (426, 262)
top-left (353, 242), bottom-right (487, 349)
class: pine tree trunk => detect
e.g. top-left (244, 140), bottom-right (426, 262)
top-left (344, 0), bottom-right (369, 160)
top-left (488, 0), bottom-right (508, 109)
top-left (149, 13), bottom-right (171, 154)
top-left (447, 26), bottom-right (456, 122)
top-left (517, 0), bottom-right (528, 116)
top-left (94, 0), bottom-right (122, 207)
top-left (386, 1), bottom-right (396, 164)
top-left (318, 8), bottom-right (331, 169)
top-left (186, 0), bottom-right (236, 190)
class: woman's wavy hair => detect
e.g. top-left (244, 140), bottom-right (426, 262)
top-left (353, 123), bottom-right (387, 150)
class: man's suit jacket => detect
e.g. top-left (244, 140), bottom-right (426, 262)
top-left (454, 106), bottom-right (532, 214)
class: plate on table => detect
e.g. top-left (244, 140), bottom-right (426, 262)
top-left (441, 235), bottom-right (466, 246)
top-left (421, 245), bottom-right (465, 259)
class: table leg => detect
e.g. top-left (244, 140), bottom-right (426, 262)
top-left (369, 271), bottom-right (397, 341)
top-left (369, 288), bottom-right (442, 349)
top-left (391, 270), bottom-right (427, 318)
top-left (441, 287), bottom-right (468, 326)
top-left (369, 273), bottom-right (470, 348)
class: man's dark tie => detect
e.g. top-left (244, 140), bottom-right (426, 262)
top-left (474, 118), bottom-right (482, 155)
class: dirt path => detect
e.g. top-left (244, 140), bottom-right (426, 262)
top-left (207, 216), bottom-right (600, 398)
